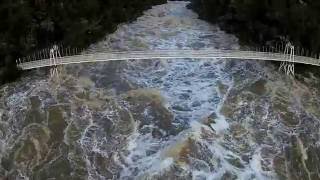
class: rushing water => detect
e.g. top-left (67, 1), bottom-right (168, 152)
top-left (1, 1), bottom-right (320, 180)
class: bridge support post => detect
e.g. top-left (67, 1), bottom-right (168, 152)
top-left (49, 45), bottom-right (62, 78)
top-left (279, 42), bottom-right (295, 77)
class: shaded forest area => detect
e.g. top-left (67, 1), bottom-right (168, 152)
top-left (188, 0), bottom-right (320, 53)
top-left (0, 0), bottom-right (166, 85)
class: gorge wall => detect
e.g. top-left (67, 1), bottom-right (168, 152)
top-left (0, 0), bottom-right (167, 84)
top-left (188, 0), bottom-right (320, 52)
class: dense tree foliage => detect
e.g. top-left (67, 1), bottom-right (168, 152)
top-left (188, 0), bottom-right (320, 53)
top-left (0, 0), bottom-right (166, 84)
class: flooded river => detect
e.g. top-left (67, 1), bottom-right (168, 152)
top-left (1, 1), bottom-right (320, 179)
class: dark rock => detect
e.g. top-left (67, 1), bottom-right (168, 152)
top-left (124, 89), bottom-right (173, 133)
top-left (172, 104), bottom-right (192, 112)
top-left (248, 79), bottom-right (267, 96)
top-left (179, 93), bottom-right (190, 100)
top-left (191, 101), bottom-right (201, 107)
top-left (190, 42), bottom-right (206, 49)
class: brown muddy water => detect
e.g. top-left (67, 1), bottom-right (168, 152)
top-left (0, 1), bottom-right (320, 180)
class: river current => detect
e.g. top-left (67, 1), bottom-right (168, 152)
top-left (1, 1), bottom-right (320, 180)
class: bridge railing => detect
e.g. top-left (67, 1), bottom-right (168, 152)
top-left (16, 42), bottom-right (320, 70)
top-left (15, 44), bottom-right (85, 65)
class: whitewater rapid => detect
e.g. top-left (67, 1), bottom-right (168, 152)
top-left (91, 1), bottom-right (273, 179)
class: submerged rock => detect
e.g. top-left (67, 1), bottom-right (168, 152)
top-left (124, 89), bottom-right (174, 135)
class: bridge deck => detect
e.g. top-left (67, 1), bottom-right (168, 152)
top-left (18, 50), bottom-right (320, 70)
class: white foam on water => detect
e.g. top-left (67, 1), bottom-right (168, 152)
top-left (120, 122), bottom-right (166, 178)
top-left (113, 1), bottom-right (240, 178)
top-left (250, 150), bottom-right (265, 179)
top-left (147, 157), bottom-right (174, 175)
top-left (209, 117), bottom-right (229, 133)
top-left (210, 75), bottom-right (234, 134)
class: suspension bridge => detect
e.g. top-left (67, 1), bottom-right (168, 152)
top-left (16, 43), bottom-right (320, 77)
